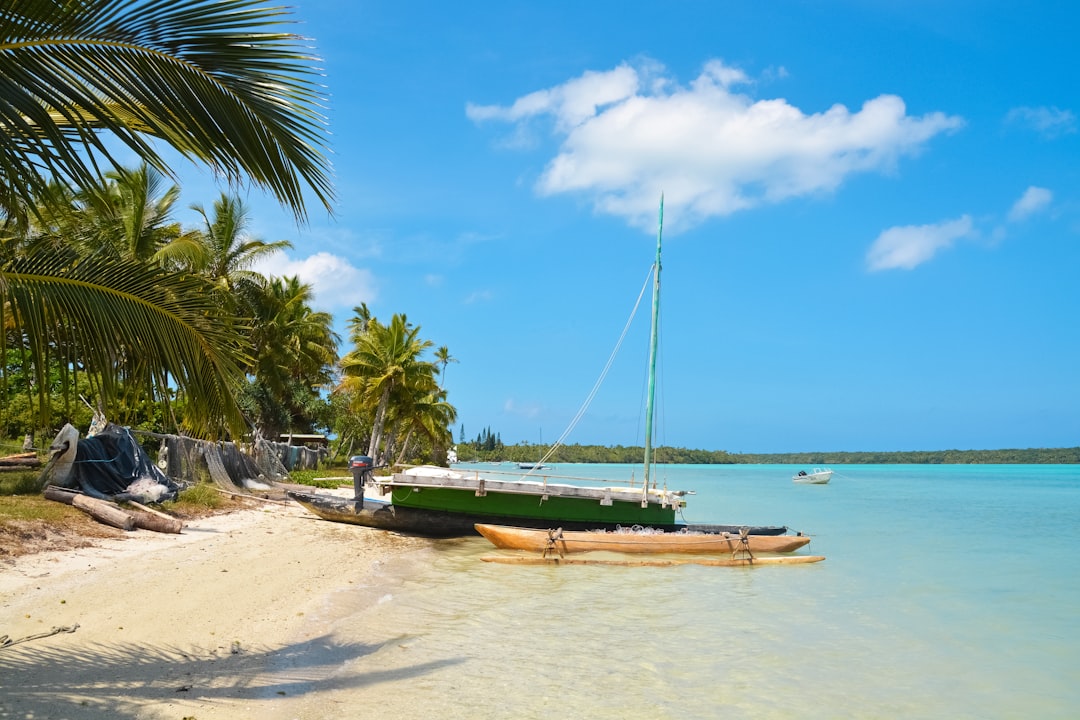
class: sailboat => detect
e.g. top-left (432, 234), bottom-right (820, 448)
top-left (290, 198), bottom-right (801, 542)
top-left (474, 198), bottom-right (818, 559)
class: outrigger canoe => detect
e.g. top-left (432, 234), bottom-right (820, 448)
top-left (481, 554), bottom-right (825, 567)
top-left (475, 523), bottom-right (812, 555)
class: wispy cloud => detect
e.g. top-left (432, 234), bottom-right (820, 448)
top-left (253, 252), bottom-right (377, 310)
top-left (503, 398), bottom-right (541, 419)
top-left (1008, 186), bottom-right (1053, 222)
top-left (469, 59), bottom-right (963, 233)
top-left (463, 289), bottom-right (494, 304)
top-left (866, 216), bottom-right (974, 271)
top-left (1005, 106), bottom-right (1077, 138)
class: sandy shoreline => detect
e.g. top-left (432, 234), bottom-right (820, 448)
top-left (0, 497), bottom-right (431, 719)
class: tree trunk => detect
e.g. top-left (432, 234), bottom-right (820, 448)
top-left (367, 384), bottom-right (392, 463)
top-left (396, 428), bottom-right (415, 465)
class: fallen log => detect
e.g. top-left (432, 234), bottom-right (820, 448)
top-left (0, 465), bottom-right (40, 473)
top-left (2, 452), bottom-right (39, 460)
top-left (128, 500), bottom-right (183, 525)
top-left (71, 494), bottom-right (136, 531)
top-left (45, 486), bottom-right (183, 533)
top-left (126, 509), bottom-right (183, 534)
top-left (0, 456), bottom-right (41, 467)
top-left (43, 486), bottom-right (79, 504)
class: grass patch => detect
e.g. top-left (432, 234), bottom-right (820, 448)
top-left (288, 469), bottom-right (351, 489)
top-left (0, 471), bottom-right (46, 496)
top-left (0, 495), bottom-right (73, 522)
top-left (171, 482), bottom-right (224, 510)
top-left (0, 495), bottom-right (123, 558)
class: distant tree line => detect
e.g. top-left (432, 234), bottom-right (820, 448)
top-left (453, 442), bottom-right (1080, 465)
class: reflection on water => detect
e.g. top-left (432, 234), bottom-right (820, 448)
top-left (275, 465), bottom-right (1080, 719)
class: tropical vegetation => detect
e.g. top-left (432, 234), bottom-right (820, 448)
top-left (334, 307), bottom-right (456, 467)
top-left (0, 0), bottom-right (334, 439)
top-left (454, 442), bottom-right (1080, 465)
top-left (0, 1), bottom-right (460, 469)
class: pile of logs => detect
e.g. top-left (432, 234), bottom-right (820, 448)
top-left (44, 486), bottom-right (183, 534)
top-left (0, 452), bottom-right (41, 472)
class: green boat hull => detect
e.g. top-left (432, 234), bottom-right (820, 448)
top-left (390, 486), bottom-right (678, 526)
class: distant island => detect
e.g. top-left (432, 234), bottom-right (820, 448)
top-left (455, 442), bottom-right (1080, 465)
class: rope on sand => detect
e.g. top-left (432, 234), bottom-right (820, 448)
top-left (0, 623), bottom-right (80, 650)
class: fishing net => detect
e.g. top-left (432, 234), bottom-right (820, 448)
top-left (158, 434), bottom-right (292, 491)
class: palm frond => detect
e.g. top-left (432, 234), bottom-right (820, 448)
top-left (0, 0), bottom-right (334, 222)
top-left (0, 249), bottom-right (251, 437)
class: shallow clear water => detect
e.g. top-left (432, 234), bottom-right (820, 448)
top-left (286, 464), bottom-right (1080, 719)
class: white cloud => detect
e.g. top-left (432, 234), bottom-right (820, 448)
top-left (253, 252), bottom-right (377, 310)
top-left (1005, 106), bottom-right (1077, 138)
top-left (866, 215), bottom-right (974, 271)
top-left (469, 59), bottom-right (963, 232)
top-left (1008, 186), bottom-right (1053, 222)
top-left (463, 289), bottom-right (494, 304)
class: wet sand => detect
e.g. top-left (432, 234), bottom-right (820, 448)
top-left (0, 497), bottom-right (430, 719)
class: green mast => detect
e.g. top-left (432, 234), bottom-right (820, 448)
top-left (643, 195), bottom-right (663, 490)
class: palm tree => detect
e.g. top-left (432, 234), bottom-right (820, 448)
top-left (340, 314), bottom-right (438, 463)
top-left (72, 164), bottom-right (183, 261)
top-left (434, 345), bottom-right (458, 390)
top-left (0, 0), bottom-right (333, 437)
top-left (393, 388), bottom-right (458, 465)
top-left (244, 275), bottom-right (338, 436)
top-left (187, 193), bottom-right (293, 312)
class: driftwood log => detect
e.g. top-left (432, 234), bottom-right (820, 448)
top-left (0, 455), bottom-right (41, 468)
top-left (72, 495), bottom-right (136, 531)
top-left (128, 501), bottom-right (184, 533)
top-left (43, 485), bottom-right (182, 533)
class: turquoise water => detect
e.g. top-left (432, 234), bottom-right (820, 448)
top-left (286, 464), bottom-right (1080, 719)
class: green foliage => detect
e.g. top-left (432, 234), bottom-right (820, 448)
top-left (335, 309), bottom-right (456, 466)
top-left (172, 482), bottom-right (223, 509)
top-left (455, 441), bottom-right (1080, 465)
top-left (287, 469), bottom-right (350, 488)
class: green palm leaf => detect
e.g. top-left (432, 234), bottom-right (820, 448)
top-left (0, 249), bottom-right (250, 437)
top-left (0, 0), bottom-right (333, 222)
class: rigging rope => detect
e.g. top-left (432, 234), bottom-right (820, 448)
top-left (526, 265), bottom-right (656, 474)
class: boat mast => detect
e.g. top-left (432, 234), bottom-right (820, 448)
top-left (643, 195), bottom-right (663, 490)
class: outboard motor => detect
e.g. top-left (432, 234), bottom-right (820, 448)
top-left (349, 455), bottom-right (374, 508)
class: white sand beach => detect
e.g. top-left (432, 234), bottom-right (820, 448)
top-left (0, 498), bottom-right (430, 719)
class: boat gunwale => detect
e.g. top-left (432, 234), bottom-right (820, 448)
top-left (385, 469), bottom-right (685, 506)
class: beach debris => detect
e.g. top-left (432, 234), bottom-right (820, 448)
top-left (44, 421), bottom-right (179, 504)
top-left (43, 486), bottom-right (183, 533)
top-left (0, 452), bottom-right (41, 472)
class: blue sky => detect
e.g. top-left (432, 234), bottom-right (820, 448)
top-left (171, 1), bottom-right (1078, 453)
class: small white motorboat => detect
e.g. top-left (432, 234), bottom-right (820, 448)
top-left (793, 467), bottom-right (832, 484)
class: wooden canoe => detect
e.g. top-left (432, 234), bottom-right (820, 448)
top-left (474, 523), bottom-right (811, 554)
top-left (480, 554), bottom-right (825, 567)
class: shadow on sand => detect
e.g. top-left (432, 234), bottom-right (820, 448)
top-left (0, 631), bottom-right (464, 717)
